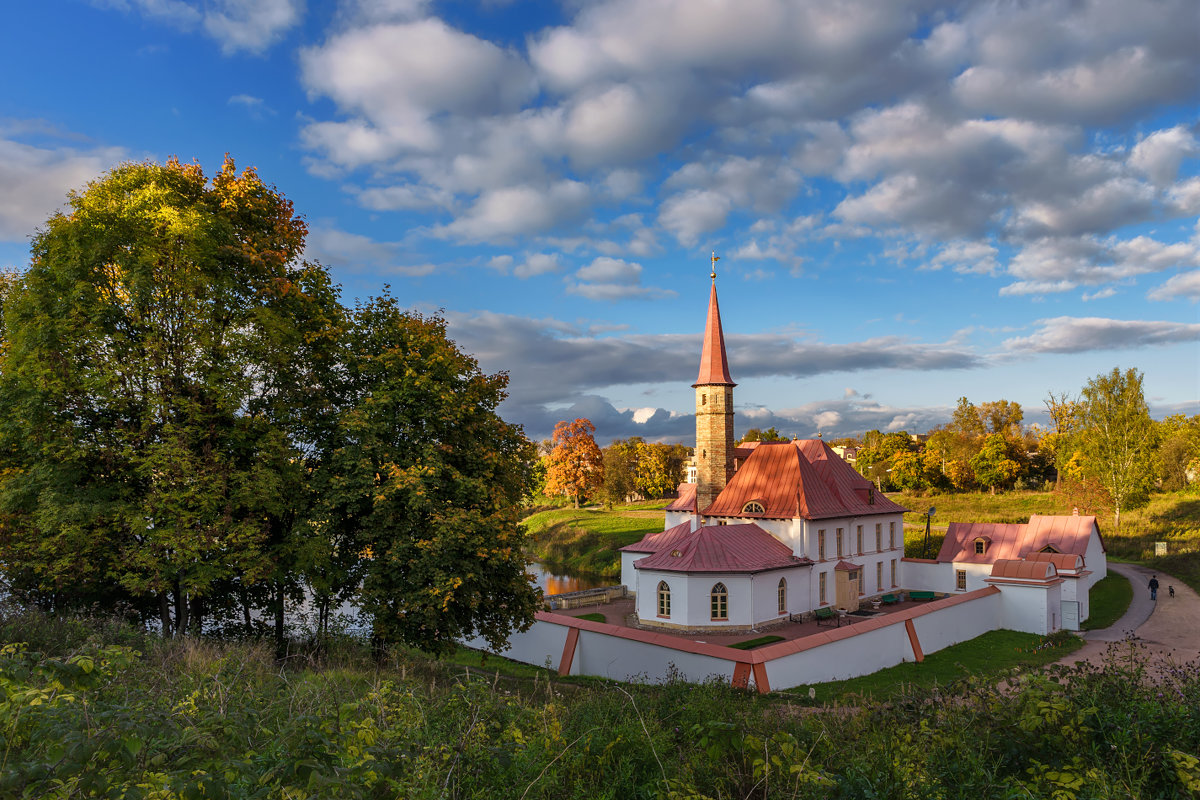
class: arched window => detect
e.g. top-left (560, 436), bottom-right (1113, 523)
top-left (741, 500), bottom-right (765, 514)
top-left (657, 581), bottom-right (671, 618)
top-left (710, 582), bottom-right (728, 620)
top-left (777, 578), bottom-right (787, 615)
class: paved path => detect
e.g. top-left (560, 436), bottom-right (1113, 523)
top-left (1055, 561), bottom-right (1200, 669)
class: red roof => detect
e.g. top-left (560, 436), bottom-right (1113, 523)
top-left (936, 515), bottom-right (1102, 564)
top-left (693, 282), bottom-right (735, 387)
top-left (834, 560), bottom-right (863, 571)
top-left (664, 482), bottom-right (697, 512)
top-left (701, 440), bottom-right (907, 519)
top-left (619, 520), bottom-right (694, 554)
top-left (989, 559), bottom-right (1058, 582)
top-left (631, 523), bottom-right (811, 574)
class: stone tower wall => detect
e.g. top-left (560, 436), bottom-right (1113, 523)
top-left (695, 384), bottom-right (735, 512)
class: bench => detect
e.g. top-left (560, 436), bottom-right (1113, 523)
top-left (880, 593), bottom-right (899, 605)
top-left (909, 590), bottom-right (936, 601)
top-left (814, 606), bottom-right (839, 627)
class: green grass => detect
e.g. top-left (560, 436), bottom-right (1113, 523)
top-left (1081, 573), bottom-right (1134, 630)
top-left (784, 629), bottom-right (1084, 705)
top-left (574, 612), bottom-right (606, 623)
top-left (3, 609), bottom-right (1198, 798)
top-left (727, 635), bottom-right (785, 650)
top-left (522, 503), bottom-right (667, 576)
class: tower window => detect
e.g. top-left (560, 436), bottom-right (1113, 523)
top-left (702, 393), bottom-right (707, 406)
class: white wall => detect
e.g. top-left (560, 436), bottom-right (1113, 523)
top-left (461, 619), bottom-right (569, 670)
top-left (473, 588), bottom-right (1030, 692)
top-left (764, 622), bottom-right (915, 687)
top-left (910, 591), bottom-right (1004, 653)
top-left (899, 560), bottom-right (946, 591)
top-left (995, 581), bottom-right (1062, 635)
top-left (571, 629), bottom-right (736, 684)
top-left (1084, 532), bottom-right (1108, 590)
top-left (635, 567), bottom-right (811, 628)
top-left (621, 551), bottom-right (645, 592)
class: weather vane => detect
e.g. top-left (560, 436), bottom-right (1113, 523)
top-left (711, 251), bottom-right (719, 281)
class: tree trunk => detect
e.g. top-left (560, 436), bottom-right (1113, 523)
top-left (1114, 504), bottom-right (1121, 533)
top-left (159, 592), bottom-right (173, 637)
top-left (241, 590), bottom-right (252, 631)
top-left (188, 595), bottom-right (204, 636)
top-left (173, 581), bottom-right (188, 637)
top-left (274, 584), bottom-right (286, 659)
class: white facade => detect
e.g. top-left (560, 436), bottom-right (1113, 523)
top-left (635, 567), bottom-right (810, 629)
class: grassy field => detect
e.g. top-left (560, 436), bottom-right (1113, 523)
top-left (522, 500), bottom-right (667, 576)
top-left (1081, 572), bottom-right (1134, 630)
top-left (784, 629), bottom-right (1084, 704)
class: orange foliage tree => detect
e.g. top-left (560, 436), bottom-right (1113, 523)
top-left (545, 418), bottom-right (604, 508)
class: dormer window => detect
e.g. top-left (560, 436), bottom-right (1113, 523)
top-left (974, 538), bottom-right (988, 555)
top-left (1039, 544), bottom-right (1060, 554)
top-left (741, 501), bottom-right (765, 514)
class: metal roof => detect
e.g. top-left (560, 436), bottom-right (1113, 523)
top-left (700, 440), bottom-right (907, 520)
top-left (936, 515), bottom-right (1102, 564)
top-left (693, 282), bottom-right (735, 387)
top-left (989, 559), bottom-right (1058, 581)
top-left (664, 482), bottom-right (697, 512)
top-left (631, 523), bottom-right (812, 574)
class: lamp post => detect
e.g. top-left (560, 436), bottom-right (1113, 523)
top-left (922, 506), bottom-right (936, 559)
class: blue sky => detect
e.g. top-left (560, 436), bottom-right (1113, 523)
top-left (2, 0), bottom-right (1198, 444)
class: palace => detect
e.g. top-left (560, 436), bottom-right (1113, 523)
top-left (619, 266), bottom-right (1105, 633)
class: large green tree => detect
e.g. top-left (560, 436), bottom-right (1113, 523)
top-left (1079, 367), bottom-right (1157, 531)
top-left (0, 158), bottom-right (334, 635)
top-left (319, 298), bottom-right (539, 655)
top-left (0, 158), bottom-right (539, 655)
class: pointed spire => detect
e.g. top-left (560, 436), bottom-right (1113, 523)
top-left (693, 255), bottom-right (735, 387)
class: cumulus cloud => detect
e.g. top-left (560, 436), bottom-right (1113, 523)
top-left (1003, 317), bottom-right (1200, 354)
top-left (565, 256), bottom-right (674, 300)
top-left (96, 0), bottom-right (301, 53)
top-left (305, 226), bottom-right (436, 276)
top-left (0, 133), bottom-right (126, 242)
top-left (1148, 270), bottom-right (1200, 302)
top-left (1002, 235), bottom-right (1200, 295)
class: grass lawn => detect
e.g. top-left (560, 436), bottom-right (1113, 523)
top-left (783, 629), bottom-right (1084, 705)
top-left (523, 502), bottom-right (668, 576)
top-left (1082, 572), bottom-right (1133, 630)
top-left (728, 635), bottom-right (785, 650)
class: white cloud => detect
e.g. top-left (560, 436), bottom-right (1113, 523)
top-left (658, 190), bottom-right (731, 246)
top-left (1148, 270), bottom-right (1200, 302)
top-left (0, 136), bottom-right (126, 242)
top-left (1003, 316), bottom-right (1200, 353)
top-left (434, 180), bottom-right (590, 241)
top-left (204, 0), bottom-right (302, 55)
top-left (1130, 125), bottom-right (1199, 186)
top-left (515, 253), bottom-right (562, 279)
top-left (305, 226), bottom-right (436, 276)
top-left (95, 0), bottom-right (300, 54)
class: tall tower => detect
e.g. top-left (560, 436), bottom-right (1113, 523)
top-left (693, 253), bottom-right (736, 514)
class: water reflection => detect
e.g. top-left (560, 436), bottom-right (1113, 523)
top-left (528, 562), bottom-right (609, 596)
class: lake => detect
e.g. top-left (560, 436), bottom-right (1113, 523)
top-left (527, 561), bottom-right (611, 596)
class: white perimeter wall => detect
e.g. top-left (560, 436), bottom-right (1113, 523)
top-left (995, 581), bottom-right (1062, 635)
top-left (476, 588), bottom-right (1025, 692)
top-left (764, 590), bottom-right (1005, 688)
top-left (571, 630), bottom-right (736, 684)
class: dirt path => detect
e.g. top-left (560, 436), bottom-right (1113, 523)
top-left (1055, 561), bottom-right (1200, 669)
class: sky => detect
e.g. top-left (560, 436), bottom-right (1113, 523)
top-left (2, 0), bottom-right (1198, 446)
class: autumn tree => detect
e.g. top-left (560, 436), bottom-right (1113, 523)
top-left (740, 427), bottom-right (786, 443)
top-left (545, 418), bottom-right (604, 508)
top-left (1080, 367), bottom-right (1157, 531)
top-left (970, 434), bottom-right (1021, 494)
top-left (318, 298), bottom-right (540, 655)
top-left (0, 158), bottom-right (338, 635)
top-left (1158, 414), bottom-right (1200, 491)
top-left (601, 438), bottom-right (639, 506)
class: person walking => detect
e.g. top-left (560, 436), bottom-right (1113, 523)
top-left (1149, 575), bottom-right (1160, 601)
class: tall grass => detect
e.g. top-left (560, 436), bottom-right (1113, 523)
top-left (2, 608), bottom-right (1198, 799)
